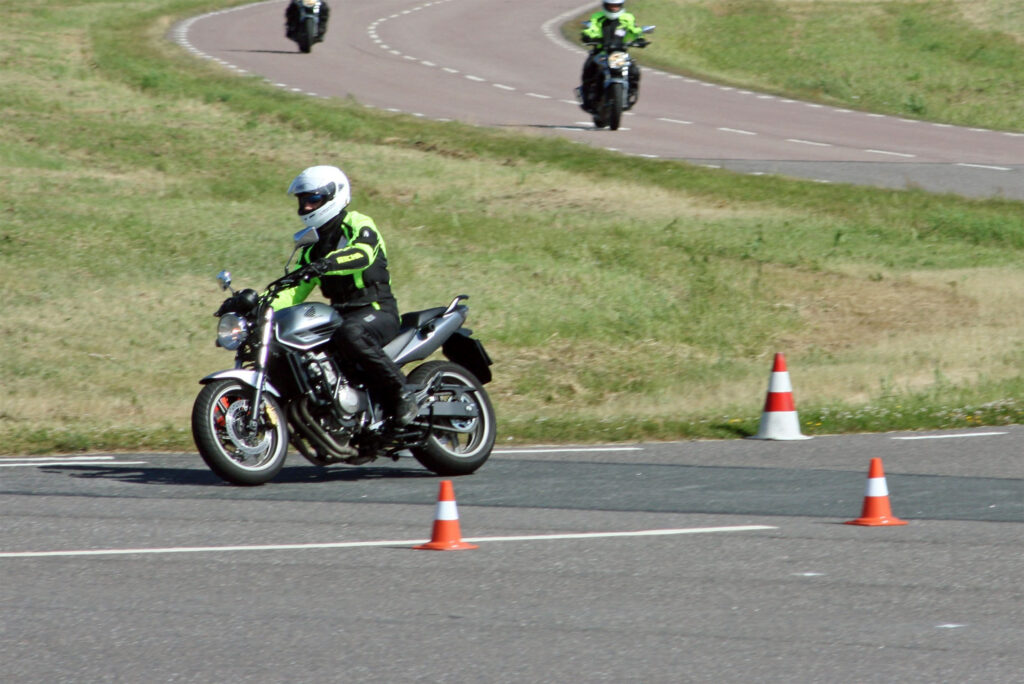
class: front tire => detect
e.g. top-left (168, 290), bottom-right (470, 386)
top-left (298, 17), bottom-right (315, 53)
top-left (407, 361), bottom-right (496, 476)
top-left (192, 379), bottom-right (289, 485)
top-left (607, 82), bottom-right (624, 131)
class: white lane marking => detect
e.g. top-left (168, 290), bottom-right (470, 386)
top-left (4, 456), bottom-right (116, 462)
top-left (493, 83), bottom-right (515, 91)
top-left (0, 456), bottom-right (147, 467)
top-left (526, 92), bottom-right (551, 99)
top-left (658, 117), bottom-right (693, 125)
top-left (464, 74), bottom-right (485, 82)
top-left (493, 446), bottom-right (638, 450)
top-left (718, 127), bottom-right (757, 136)
top-left (0, 526), bottom-right (777, 559)
top-left (787, 139), bottom-right (833, 147)
top-left (892, 431), bottom-right (1007, 440)
top-left (956, 163), bottom-right (1012, 171)
top-left (865, 149), bottom-right (916, 158)
top-left (0, 461), bottom-right (147, 468)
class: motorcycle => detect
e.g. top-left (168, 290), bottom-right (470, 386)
top-left (191, 226), bottom-right (496, 486)
top-left (285, 0), bottom-right (327, 54)
top-left (577, 24), bottom-right (655, 131)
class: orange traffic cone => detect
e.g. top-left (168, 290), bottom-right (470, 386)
top-left (751, 353), bottom-right (812, 440)
top-left (845, 458), bottom-right (907, 526)
top-left (414, 480), bottom-right (478, 550)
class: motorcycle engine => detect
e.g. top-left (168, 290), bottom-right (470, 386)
top-left (304, 351), bottom-right (365, 415)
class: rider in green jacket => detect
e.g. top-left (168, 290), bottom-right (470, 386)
top-left (578, 1), bottom-right (647, 112)
top-left (273, 165), bottom-right (417, 427)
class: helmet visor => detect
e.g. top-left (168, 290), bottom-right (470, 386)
top-left (293, 182), bottom-right (336, 215)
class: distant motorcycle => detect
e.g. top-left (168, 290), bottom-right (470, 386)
top-left (285, 0), bottom-right (328, 54)
top-left (577, 24), bottom-right (655, 130)
top-left (191, 226), bottom-right (496, 486)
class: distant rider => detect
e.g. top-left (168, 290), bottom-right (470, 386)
top-left (285, 0), bottom-right (330, 41)
top-left (271, 165), bottom-right (418, 427)
top-left (578, 1), bottom-right (648, 112)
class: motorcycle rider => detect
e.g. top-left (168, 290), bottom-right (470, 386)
top-left (578, 1), bottom-right (648, 112)
top-left (271, 165), bottom-right (418, 427)
top-left (285, 0), bottom-right (330, 41)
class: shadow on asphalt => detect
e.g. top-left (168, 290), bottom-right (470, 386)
top-left (41, 463), bottom-right (432, 486)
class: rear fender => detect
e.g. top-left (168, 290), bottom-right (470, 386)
top-left (442, 329), bottom-right (493, 384)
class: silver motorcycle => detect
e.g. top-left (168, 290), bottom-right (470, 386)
top-left (191, 227), bottom-right (496, 485)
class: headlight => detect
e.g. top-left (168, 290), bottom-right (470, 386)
top-left (217, 314), bottom-right (250, 350)
top-left (608, 52), bottom-right (629, 69)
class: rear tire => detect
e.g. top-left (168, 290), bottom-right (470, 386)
top-left (192, 380), bottom-right (289, 485)
top-left (407, 361), bottom-right (496, 476)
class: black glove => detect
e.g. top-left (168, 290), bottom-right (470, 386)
top-left (299, 259), bottom-right (330, 280)
top-left (214, 288), bottom-right (259, 317)
top-left (634, 38), bottom-right (650, 48)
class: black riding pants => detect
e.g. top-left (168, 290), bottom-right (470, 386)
top-left (330, 305), bottom-right (405, 409)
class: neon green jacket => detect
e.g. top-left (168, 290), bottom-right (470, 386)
top-left (581, 11), bottom-right (643, 47)
top-left (270, 209), bottom-right (395, 313)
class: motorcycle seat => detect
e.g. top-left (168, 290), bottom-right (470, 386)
top-left (383, 307), bottom-right (445, 358)
top-left (400, 307), bottom-right (445, 329)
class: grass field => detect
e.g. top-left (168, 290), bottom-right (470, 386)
top-left (1, 0), bottom-right (1023, 454)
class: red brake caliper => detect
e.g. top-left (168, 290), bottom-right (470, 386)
top-left (215, 396), bottom-right (230, 428)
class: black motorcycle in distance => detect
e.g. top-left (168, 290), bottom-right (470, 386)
top-left (285, 0), bottom-right (327, 54)
top-left (577, 24), bottom-right (655, 131)
top-left (191, 227), bottom-right (496, 485)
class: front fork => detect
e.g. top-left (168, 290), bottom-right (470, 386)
top-left (247, 307), bottom-right (275, 431)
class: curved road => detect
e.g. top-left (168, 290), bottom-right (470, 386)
top-left (178, 0), bottom-right (1024, 199)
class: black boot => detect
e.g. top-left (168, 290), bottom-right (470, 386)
top-left (394, 391), bottom-right (419, 427)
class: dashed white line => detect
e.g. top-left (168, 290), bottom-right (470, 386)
top-left (718, 127), bottom-right (757, 136)
top-left (865, 149), bottom-right (916, 158)
top-left (893, 431), bottom-right (1007, 440)
top-left (787, 139), bottom-right (832, 147)
top-left (956, 163), bottom-right (1012, 171)
top-left (658, 117), bottom-right (693, 125)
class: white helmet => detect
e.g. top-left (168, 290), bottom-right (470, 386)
top-left (602, 1), bottom-right (625, 19)
top-left (287, 165), bottom-right (351, 229)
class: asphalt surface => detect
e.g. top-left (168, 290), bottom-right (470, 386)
top-left (2, 427), bottom-right (1022, 682)
top-left (176, 0), bottom-right (1024, 199)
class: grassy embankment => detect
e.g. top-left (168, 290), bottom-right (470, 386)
top-left (1, 0), bottom-right (1023, 454)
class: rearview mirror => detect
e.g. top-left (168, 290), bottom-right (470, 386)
top-left (293, 227), bottom-right (319, 247)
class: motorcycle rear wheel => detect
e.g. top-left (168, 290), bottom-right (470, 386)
top-left (192, 379), bottom-right (289, 485)
top-left (407, 361), bottom-right (496, 476)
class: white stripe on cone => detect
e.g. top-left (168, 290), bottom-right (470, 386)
top-left (865, 477), bottom-right (889, 497)
top-left (435, 500), bottom-right (459, 521)
top-left (754, 411), bottom-right (810, 440)
top-left (767, 371), bottom-right (793, 392)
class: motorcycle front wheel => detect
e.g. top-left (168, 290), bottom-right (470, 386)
top-left (191, 379), bottom-right (289, 485)
top-left (298, 17), bottom-right (315, 53)
top-left (606, 82), bottom-right (624, 131)
top-left (407, 361), bottom-right (496, 476)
